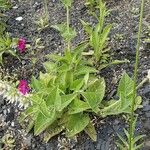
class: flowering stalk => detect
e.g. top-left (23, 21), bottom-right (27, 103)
top-left (66, 6), bottom-right (71, 52)
top-left (129, 0), bottom-right (144, 149)
top-left (0, 80), bottom-right (30, 108)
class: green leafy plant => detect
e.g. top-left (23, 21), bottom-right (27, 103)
top-left (81, 0), bottom-right (111, 66)
top-left (0, 0), bottom-right (11, 34)
top-left (0, 0), bottom-right (19, 64)
top-left (116, 117), bottom-right (145, 150)
top-left (116, 0), bottom-right (145, 149)
top-left (17, 0), bottom-right (142, 143)
top-left (19, 42), bottom-right (104, 141)
top-left (81, 0), bottom-right (128, 69)
top-left (0, 33), bottom-right (18, 64)
top-left (99, 72), bottom-right (142, 117)
top-left (35, 0), bottom-right (49, 31)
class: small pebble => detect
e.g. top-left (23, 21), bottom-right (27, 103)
top-left (11, 121), bottom-right (15, 127)
top-left (15, 17), bottom-right (23, 21)
top-left (13, 6), bottom-right (18, 9)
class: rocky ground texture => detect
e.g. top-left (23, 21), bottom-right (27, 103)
top-left (0, 0), bottom-right (150, 149)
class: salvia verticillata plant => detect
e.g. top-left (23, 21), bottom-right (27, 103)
top-left (81, 0), bottom-right (128, 70)
top-left (0, 80), bottom-right (31, 108)
top-left (116, 0), bottom-right (145, 149)
top-left (15, 0), bottom-right (142, 142)
top-left (81, 0), bottom-right (112, 65)
top-left (35, 0), bottom-right (49, 31)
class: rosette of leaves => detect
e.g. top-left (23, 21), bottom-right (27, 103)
top-left (19, 43), bottom-right (105, 142)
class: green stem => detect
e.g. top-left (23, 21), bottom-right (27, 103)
top-left (66, 6), bottom-right (71, 52)
top-left (44, 0), bottom-right (49, 22)
top-left (129, 0), bottom-right (144, 149)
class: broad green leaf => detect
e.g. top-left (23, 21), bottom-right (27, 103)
top-left (46, 87), bottom-right (61, 111)
top-left (82, 92), bottom-right (101, 113)
top-left (66, 113), bottom-right (90, 137)
top-left (87, 77), bottom-right (105, 93)
top-left (82, 78), bottom-right (105, 112)
top-left (69, 98), bottom-right (90, 114)
top-left (117, 72), bottom-right (134, 97)
top-left (70, 79), bottom-right (84, 91)
top-left (84, 121), bottom-right (97, 141)
top-left (39, 98), bottom-right (51, 117)
top-left (75, 66), bottom-right (98, 76)
top-left (117, 72), bottom-right (134, 108)
top-left (99, 100), bottom-right (120, 117)
top-left (34, 110), bottom-right (56, 135)
top-left (61, 93), bottom-right (77, 110)
top-left (44, 122), bottom-right (64, 142)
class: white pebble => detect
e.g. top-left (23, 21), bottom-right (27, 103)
top-left (15, 17), bottom-right (23, 21)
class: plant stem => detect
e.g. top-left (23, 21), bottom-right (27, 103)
top-left (66, 6), bottom-right (71, 52)
top-left (129, 0), bottom-right (144, 149)
top-left (44, 0), bottom-right (49, 23)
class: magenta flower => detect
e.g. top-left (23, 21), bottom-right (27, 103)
top-left (18, 80), bottom-right (30, 95)
top-left (17, 38), bottom-right (26, 53)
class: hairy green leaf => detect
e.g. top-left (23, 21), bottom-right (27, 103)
top-left (84, 121), bottom-right (97, 141)
top-left (66, 113), bottom-right (90, 137)
top-left (61, 93), bottom-right (77, 110)
top-left (69, 98), bottom-right (90, 114)
top-left (34, 110), bottom-right (56, 135)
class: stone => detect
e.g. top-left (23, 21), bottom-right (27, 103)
top-left (15, 17), bottom-right (23, 21)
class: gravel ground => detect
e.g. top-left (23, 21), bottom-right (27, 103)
top-left (0, 0), bottom-right (150, 149)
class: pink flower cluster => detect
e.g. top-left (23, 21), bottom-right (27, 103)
top-left (18, 80), bottom-right (30, 95)
top-left (17, 38), bottom-right (30, 95)
top-left (17, 38), bottom-right (26, 53)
